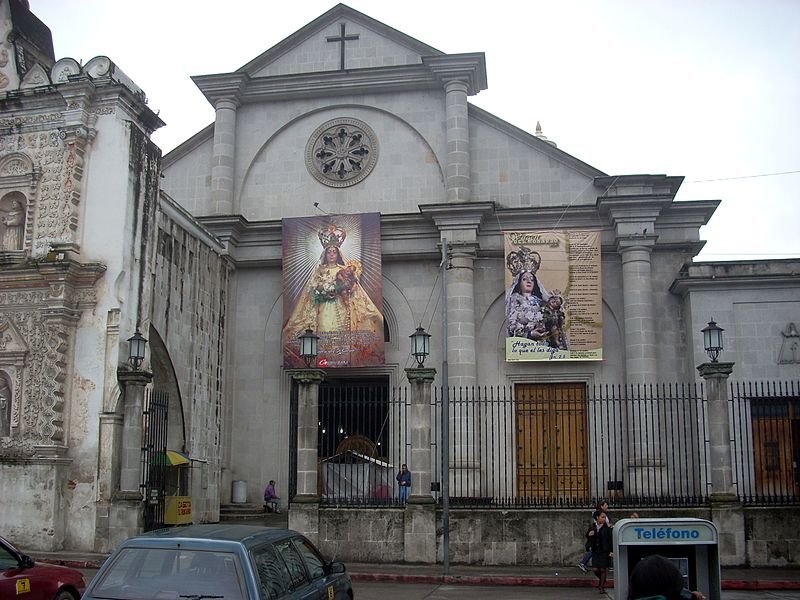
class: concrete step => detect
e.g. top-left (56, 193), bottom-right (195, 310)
top-left (221, 503), bottom-right (264, 512)
top-left (220, 503), bottom-right (274, 520)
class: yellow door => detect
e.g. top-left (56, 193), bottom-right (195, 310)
top-left (516, 383), bottom-right (588, 502)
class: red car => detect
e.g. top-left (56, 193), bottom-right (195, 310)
top-left (0, 535), bottom-right (86, 600)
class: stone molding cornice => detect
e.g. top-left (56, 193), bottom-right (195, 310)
top-left (418, 202), bottom-right (495, 233)
top-left (669, 259), bottom-right (800, 297)
top-left (595, 174), bottom-right (684, 199)
top-left (598, 201), bottom-right (666, 222)
top-left (0, 260), bottom-right (106, 312)
top-left (422, 53), bottom-right (488, 95)
top-left (196, 212), bottom-right (443, 267)
top-left (0, 74), bottom-right (164, 134)
top-left (192, 61), bottom-right (487, 107)
top-left (190, 73), bottom-right (248, 107)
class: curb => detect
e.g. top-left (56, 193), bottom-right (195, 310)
top-left (35, 558), bottom-right (800, 591)
top-left (350, 572), bottom-right (602, 587)
top-left (349, 572), bottom-right (800, 590)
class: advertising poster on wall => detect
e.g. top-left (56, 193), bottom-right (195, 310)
top-left (283, 213), bottom-right (384, 368)
top-left (504, 230), bottom-right (602, 361)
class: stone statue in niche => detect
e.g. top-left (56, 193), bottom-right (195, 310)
top-left (1, 198), bottom-right (25, 250)
top-left (0, 371), bottom-right (11, 437)
top-left (778, 322), bottom-right (799, 364)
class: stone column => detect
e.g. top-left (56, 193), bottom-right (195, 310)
top-left (211, 98), bottom-right (238, 215)
top-left (698, 362), bottom-right (736, 500)
top-left (619, 238), bottom-right (662, 495)
top-left (619, 239), bottom-right (658, 382)
top-left (111, 369), bottom-right (152, 547)
top-left (404, 367), bottom-right (436, 563)
top-left (447, 244), bottom-right (477, 387)
top-left (406, 368), bottom-right (436, 503)
top-left (444, 79), bottom-right (470, 203)
top-left (445, 243), bottom-right (481, 497)
top-left (288, 369), bottom-right (324, 543)
top-left (117, 370), bottom-right (152, 494)
top-left (697, 361), bottom-right (744, 565)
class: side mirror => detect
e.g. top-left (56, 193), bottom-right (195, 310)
top-left (20, 554), bottom-right (35, 569)
top-left (328, 561), bottom-right (346, 574)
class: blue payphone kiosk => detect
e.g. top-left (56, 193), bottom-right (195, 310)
top-left (613, 518), bottom-right (721, 600)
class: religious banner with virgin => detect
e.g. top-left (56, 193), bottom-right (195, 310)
top-left (282, 213), bottom-right (384, 368)
top-left (504, 230), bottom-right (602, 361)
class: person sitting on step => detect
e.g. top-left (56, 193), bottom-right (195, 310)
top-left (263, 479), bottom-right (280, 513)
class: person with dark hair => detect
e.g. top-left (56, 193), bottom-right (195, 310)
top-left (396, 463), bottom-right (411, 504)
top-left (263, 479), bottom-right (280, 513)
top-left (579, 499), bottom-right (613, 572)
top-left (588, 509), bottom-right (613, 593)
top-left (628, 554), bottom-right (706, 600)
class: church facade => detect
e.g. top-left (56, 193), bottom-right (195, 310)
top-left (1, 1), bottom-right (798, 562)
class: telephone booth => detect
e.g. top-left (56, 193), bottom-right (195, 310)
top-left (614, 517), bottom-right (721, 600)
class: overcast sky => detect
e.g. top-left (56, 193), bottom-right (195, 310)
top-left (32, 0), bottom-right (800, 261)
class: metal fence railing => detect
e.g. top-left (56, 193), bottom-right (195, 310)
top-left (731, 380), bottom-right (800, 505)
top-left (312, 380), bottom-right (799, 508)
top-left (432, 383), bottom-right (708, 509)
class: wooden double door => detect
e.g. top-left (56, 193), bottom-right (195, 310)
top-left (516, 383), bottom-right (588, 501)
top-left (752, 399), bottom-right (800, 498)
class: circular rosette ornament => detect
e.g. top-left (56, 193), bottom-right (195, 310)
top-left (306, 117), bottom-right (379, 187)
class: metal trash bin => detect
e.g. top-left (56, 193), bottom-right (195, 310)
top-left (231, 480), bottom-right (247, 504)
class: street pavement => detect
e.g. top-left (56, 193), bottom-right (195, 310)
top-left (351, 582), bottom-right (800, 599)
top-left (28, 514), bottom-right (800, 599)
top-left (72, 569), bottom-right (800, 599)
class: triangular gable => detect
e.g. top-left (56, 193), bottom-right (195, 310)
top-left (0, 319), bottom-right (29, 358)
top-left (19, 63), bottom-right (50, 89)
top-left (239, 3), bottom-right (444, 78)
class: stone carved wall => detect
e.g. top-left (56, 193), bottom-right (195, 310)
top-left (0, 264), bottom-right (104, 457)
top-left (0, 127), bottom-right (90, 257)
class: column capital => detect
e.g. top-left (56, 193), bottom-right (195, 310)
top-left (443, 78), bottom-right (469, 95)
top-left (697, 362), bottom-right (735, 379)
top-left (405, 367), bottom-right (437, 383)
top-left (422, 53), bottom-right (487, 96)
top-left (617, 235), bottom-right (658, 255)
top-left (117, 368), bottom-right (153, 387)
top-left (214, 98), bottom-right (241, 111)
top-left (289, 369), bottom-right (325, 384)
top-left (419, 202), bottom-right (494, 240)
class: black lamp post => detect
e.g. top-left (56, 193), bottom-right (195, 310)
top-left (298, 328), bottom-right (319, 368)
top-left (702, 318), bottom-right (724, 363)
top-left (410, 326), bottom-right (431, 368)
top-left (127, 330), bottom-right (147, 370)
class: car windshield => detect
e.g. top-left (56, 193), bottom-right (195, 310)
top-left (90, 547), bottom-right (245, 600)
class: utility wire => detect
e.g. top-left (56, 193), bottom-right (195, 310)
top-left (687, 170), bottom-right (800, 183)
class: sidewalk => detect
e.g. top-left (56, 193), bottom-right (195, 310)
top-left (27, 512), bottom-right (800, 592)
top-left (31, 548), bottom-right (800, 591)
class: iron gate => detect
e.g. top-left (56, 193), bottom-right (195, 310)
top-left (141, 388), bottom-right (169, 530)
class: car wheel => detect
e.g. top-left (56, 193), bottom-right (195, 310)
top-left (52, 591), bottom-right (77, 600)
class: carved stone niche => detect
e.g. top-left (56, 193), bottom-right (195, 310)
top-left (0, 319), bottom-right (29, 439)
top-left (778, 322), bottom-right (800, 365)
top-left (0, 152), bottom-right (39, 259)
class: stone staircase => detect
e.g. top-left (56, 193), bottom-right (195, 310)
top-left (219, 503), bottom-right (288, 526)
